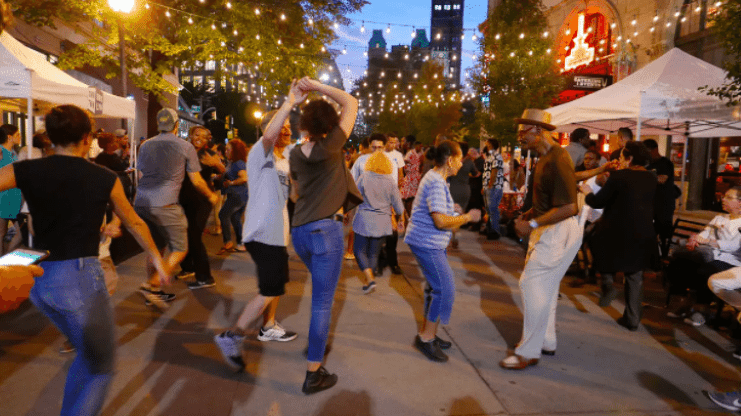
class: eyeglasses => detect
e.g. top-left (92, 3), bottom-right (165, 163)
top-left (517, 125), bottom-right (536, 137)
top-left (371, 145), bottom-right (384, 150)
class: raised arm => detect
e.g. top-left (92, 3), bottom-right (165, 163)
top-left (297, 77), bottom-right (358, 138)
top-left (262, 79), bottom-right (307, 155)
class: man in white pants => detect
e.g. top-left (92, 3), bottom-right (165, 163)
top-left (500, 109), bottom-right (582, 370)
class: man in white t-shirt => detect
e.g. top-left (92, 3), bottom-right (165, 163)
top-left (214, 85), bottom-right (305, 371)
top-left (380, 133), bottom-right (405, 275)
top-left (351, 133), bottom-right (389, 182)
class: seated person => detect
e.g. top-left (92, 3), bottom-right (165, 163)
top-left (666, 186), bottom-right (741, 326)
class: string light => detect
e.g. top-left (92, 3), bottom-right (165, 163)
top-left (386, 24), bottom-right (391, 34)
top-left (226, 2), bottom-right (232, 9)
top-left (361, 21), bottom-right (365, 33)
top-left (255, 8), bottom-right (260, 15)
top-left (281, 13), bottom-right (286, 21)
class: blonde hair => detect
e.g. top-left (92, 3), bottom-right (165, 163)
top-left (365, 152), bottom-right (392, 175)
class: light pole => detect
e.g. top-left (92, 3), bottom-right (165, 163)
top-left (253, 110), bottom-right (262, 141)
top-left (108, 0), bottom-right (134, 99)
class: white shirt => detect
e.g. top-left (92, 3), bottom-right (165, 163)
top-left (699, 214), bottom-right (741, 266)
top-left (385, 149), bottom-right (405, 185)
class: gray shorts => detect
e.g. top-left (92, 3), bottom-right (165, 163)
top-left (134, 204), bottom-right (188, 253)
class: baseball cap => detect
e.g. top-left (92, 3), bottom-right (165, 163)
top-left (157, 108), bottom-right (178, 132)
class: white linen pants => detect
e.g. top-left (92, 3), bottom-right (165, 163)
top-left (708, 266), bottom-right (741, 310)
top-left (514, 216), bottom-right (582, 359)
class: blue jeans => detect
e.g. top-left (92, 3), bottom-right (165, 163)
top-left (485, 187), bottom-right (503, 234)
top-left (353, 234), bottom-right (384, 271)
top-left (291, 219), bottom-right (343, 363)
top-left (29, 257), bottom-right (115, 416)
top-left (219, 193), bottom-right (246, 244)
top-left (408, 245), bottom-right (455, 325)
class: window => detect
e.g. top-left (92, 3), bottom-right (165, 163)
top-left (444, 4), bottom-right (451, 10)
top-left (434, 4), bottom-right (442, 10)
top-left (453, 4), bottom-right (461, 9)
top-left (205, 60), bottom-right (216, 71)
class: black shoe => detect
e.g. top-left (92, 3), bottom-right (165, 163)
top-left (435, 336), bottom-right (452, 350)
top-left (390, 265), bottom-right (403, 275)
top-left (541, 349), bottom-right (556, 356)
top-left (302, 366), bottom-right (338, 395)
top-left (598, 287), bottom-right (617, 307)
top-left (373, 267), bottom-right (383, 277)
top-left (414, 335), bottom-right (448, 362)
top-left (187, 280), bottom-right (215, 290)
top-left (486, 232), bottom-right (500, 240)
top-left (617, 316), bottom-right (639, 331)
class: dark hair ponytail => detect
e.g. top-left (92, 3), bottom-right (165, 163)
top-left (426, 140), bottom-right (461, 168)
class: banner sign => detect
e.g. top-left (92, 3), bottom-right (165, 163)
top-left (569, 74), bottom-right (613, 91)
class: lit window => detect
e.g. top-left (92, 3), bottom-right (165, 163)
top-left (206, 61), bottom-right (216, 71)
top-left (444, 4), bottom-right (451, 10)
top-left (453, 4), bottom-right (460, 9)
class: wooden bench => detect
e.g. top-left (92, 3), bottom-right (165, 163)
top-left (663, 217), bottom-right (709, 307)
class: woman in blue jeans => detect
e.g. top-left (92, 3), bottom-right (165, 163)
top-left (218, 139), bottom-right (248, 254)
top-left (289, 77), bottom-right (361, 394)
top-left (404, 140), bottom-right (481, 363)
top-left (0, 105), bottom-right (168, 416)
top-left (352, 151), bottom-right (404, 294)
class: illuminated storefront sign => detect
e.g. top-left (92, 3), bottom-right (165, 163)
top-left (569, 74), bottom-right (613, 90)
top-left (564, 14), bottom-right (595, 71)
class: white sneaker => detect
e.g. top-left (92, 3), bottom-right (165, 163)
top-left (257, 322), bottom-right (298, 342)
top-left (214, 331), bottom-right (246, 370)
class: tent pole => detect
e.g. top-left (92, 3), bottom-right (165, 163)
top-left (25, 69), bottom-right (33, 248)
top-left (636, 91), bottom-right (643, 141)
top-left (680, 124), bottom-right (689, 211)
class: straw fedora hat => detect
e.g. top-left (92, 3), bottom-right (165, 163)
top-left (514, 109), bottom-right (556, 131)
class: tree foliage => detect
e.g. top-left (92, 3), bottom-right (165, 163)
top-left (471, 0), bottom-right (564, 147)
top-left (8, 0), bottom-right (367, 99)
top-left (703, 0), bottom-right (741, 106)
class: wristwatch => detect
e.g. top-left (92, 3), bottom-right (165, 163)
top-left (528, 219), bottom-right (539, 229)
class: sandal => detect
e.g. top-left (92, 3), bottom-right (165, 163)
top-left (499, 354), bottom-right (538, 370)
top-left (216, 246), bottom-right (235, 255)
top-left (233, 245), bottom-right (247, 252)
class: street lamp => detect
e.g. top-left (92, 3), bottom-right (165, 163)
top-left (253, 110), bottom-right (262, 141)
top-left (108, 0), bottom-right (134, 99)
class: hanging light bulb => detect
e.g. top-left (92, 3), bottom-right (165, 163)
top-left (519, 33), bottom-right (525, 39)
top-left (226, 2), bottom-right (232, 9)
top-left (631, 17), bottom-right (637, 25)
top-left (187, 17), bottom-right (193, 24)
top-left (386, 24), bottom-right (391, 33)
top-left (674, 8), bottom-right (680, 17)
top-left (361, 21), bottom-right (365, 33)
top-left (495, 33), bottom-right (501, 40)
top-left (278, 39), bottom-right (282, 45)
top-left (255, 8), bottom-right (260, 15)
top-left (300, 43), bottom-right (304, 48)
top-left (611, 22), bottom-right (616, 29)
top-left (280, 13), bottom-right (286, 20)
top-left (472, 34), bottom-right (478, 41)
top-left (565, 28), bottom-right (571, 35)
top-left (211, 23), bottom-right (216, 30)
top-left (334, 22), bottom-right (339, 29)
top-left (144, 3), bottom-right (150, 9)
top-left (233, 29), bottom-right (238, 35)
top-left (653, 10), bottom-right (659, 22)
top-left (165, 10), bottom-right (171, 17)
top-left (342, 46), bottom-right (347, 54)
top-left (308, 18), bottom-right (313, 25)
top-left (321, 46), bottom-right (326, 52)
top-left (461, 33), bottom-right (465, 40)
top-left (543, 31), bottom-right (549, 37)
top-left (256, 34), bottom-right (260, 40)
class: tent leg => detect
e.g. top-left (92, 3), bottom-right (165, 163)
top-left (25, 69), bottom-right (33, 248)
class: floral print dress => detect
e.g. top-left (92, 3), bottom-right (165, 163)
top-left (401, 149), bottom-right (422, 199)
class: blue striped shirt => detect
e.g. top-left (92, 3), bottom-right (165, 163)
top-left (404, 170), bottom-right (454, 249)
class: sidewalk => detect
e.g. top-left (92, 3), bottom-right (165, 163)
top-left (0, 229), bottom-right (736, 415)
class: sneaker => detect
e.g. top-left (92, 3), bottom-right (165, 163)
top-left (414, 335), bottom-right (448, 362)
top-left (187, 280), bottom-right (216, 290)
top-left (302, 366), bottom-right (338, 395)
top-left (362, 281), bottom-right (376, 294)
top-left (733, 346), bottom-right (741, 361)
top-left (214, 331), bottom-right (246, 371)
top-left (139, 283), bottom-right (176, 309)
top-left (59, 340), bottom-right (76, 354)
top-left (705, 390), bottom-right (741, 411)
top-left (175, 270), bottom-right (195, 280)
top-left (344, 252), bottom-right (355, 261)
top-left (257, 322), bottom-right (298, 342)
top-left (684, 312), bottom-right (706, 327)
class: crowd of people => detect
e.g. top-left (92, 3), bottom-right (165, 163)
top-left (5, 76), bottom-right (741, 413)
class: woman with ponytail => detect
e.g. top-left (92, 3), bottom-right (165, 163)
top-left (404, 140), bottom-right (481, 362)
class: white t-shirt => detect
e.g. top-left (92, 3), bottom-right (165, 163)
top-left (386, 149), bottom-right (405, 185)
top-left (577, 176), bottom-right (603, 227)
top-left (241, 138), bottom-right (291, 247)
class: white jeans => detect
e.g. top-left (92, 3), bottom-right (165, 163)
top-left (708, 267), bottom-right (741, 309)
top-left (515, 217), bottom-right (582, 359)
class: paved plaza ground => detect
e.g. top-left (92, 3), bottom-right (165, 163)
top-left (0, 228), bottom-right (739, 415)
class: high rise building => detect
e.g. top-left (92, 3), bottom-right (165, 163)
top-left (430, 0), bottom-right (464, 87)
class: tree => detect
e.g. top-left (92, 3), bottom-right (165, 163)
top-left (471, 0), bottom-right (564, 148)
top-left (703, 0), bottom-right (741, 105)
top-left (8, 0), bottom-right (367, 99)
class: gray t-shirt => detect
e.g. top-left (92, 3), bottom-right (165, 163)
top-left (134, 132), bottom-right (201, 207)
top-left (242, 138), bottom-right (290, 247)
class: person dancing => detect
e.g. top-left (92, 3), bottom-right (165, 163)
top-left (404, 140), bottom-right (481, 362)
top-left (0, 104), bottom-right (169, 415)
top-left (289, 77), bottom-right (362, 394)
top-left (213, 85), bottom-right (303, 371)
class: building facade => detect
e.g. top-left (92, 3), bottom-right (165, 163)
top-left (430, 0), bottom-right (464, 87)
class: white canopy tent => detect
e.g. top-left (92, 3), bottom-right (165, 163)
top-left (0, 31), bottom-right (135, 158)
top-left (547, 48), bottom-right (741, 139)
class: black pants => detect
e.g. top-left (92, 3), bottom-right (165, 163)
top-left (603, 271), bottom-right (643, 327)
top-left (180, 196), bottom-right (213, 283)
top-left (654, 218), bottom-right (673, 259)
top-left (377, 231), bottom-right (399, 270)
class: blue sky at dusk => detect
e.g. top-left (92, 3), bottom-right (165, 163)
top-left (329, 0), bottom-right (490, 91)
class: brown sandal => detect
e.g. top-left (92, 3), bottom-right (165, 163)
top-left (216, 246), bottom-right (235, 255)
top-left (499, 354), bottom-right (538, 370)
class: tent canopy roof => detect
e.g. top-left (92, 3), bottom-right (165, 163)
top-left (0, 31), bottom-right (134, 119)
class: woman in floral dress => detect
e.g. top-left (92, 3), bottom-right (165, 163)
top-left (401, 136), bottom-right (423, 216)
